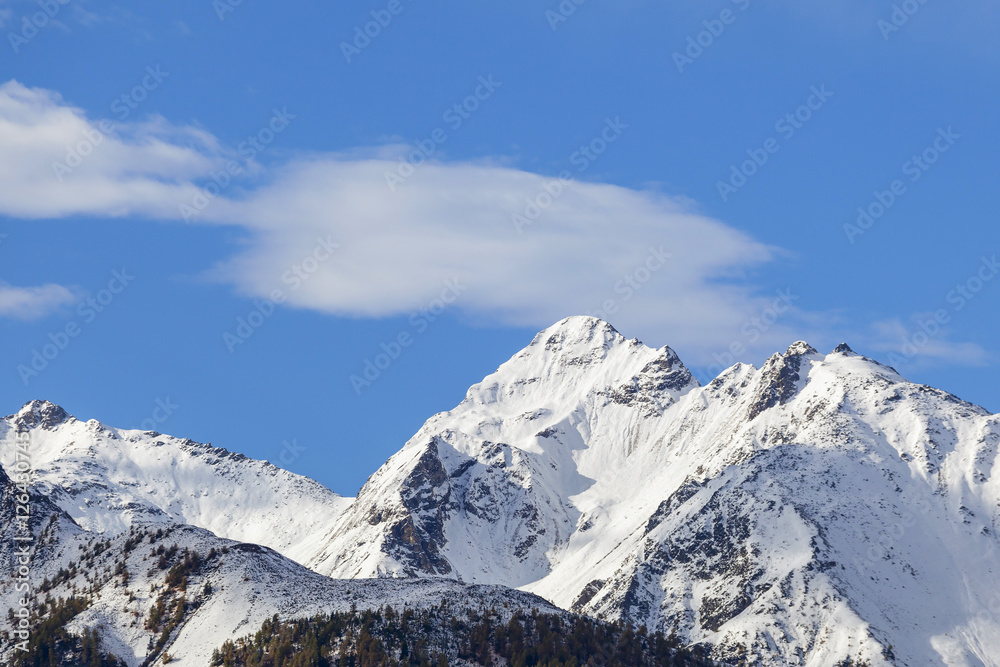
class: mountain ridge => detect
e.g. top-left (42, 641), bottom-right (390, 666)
top-left (4, 316), bottom-right (1000, 665)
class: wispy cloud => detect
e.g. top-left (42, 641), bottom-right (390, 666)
top-left (0, 81), bottom-right (224, 219)
top-left (867, 318), bottom-right (992, 369)
top-left (0, 282), bottom-right (79, 320)
top-left (202, 155), bottom-right (793, 353)
top-left (0, 79), bottom-right (987, 368)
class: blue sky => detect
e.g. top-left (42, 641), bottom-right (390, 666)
top-left (1, 0), bottom-right (997, 494)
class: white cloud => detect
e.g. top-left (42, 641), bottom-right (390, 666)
top-left (203, 156), bottom-right (793, 358)
top-left (2, 79), bottom-right (963, 367)
top-left (0, 80), bottom-right (222, 220)
top-left (867, 318), bottom-right (991, 368)
top-left (0, 282), bottom-right (78, 320)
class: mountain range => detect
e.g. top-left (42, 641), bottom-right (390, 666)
top-left (3, 316), bottom-right (1000, 666)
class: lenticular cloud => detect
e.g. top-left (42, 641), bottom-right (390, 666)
top-left (0, 78), bottom-right (821, 361)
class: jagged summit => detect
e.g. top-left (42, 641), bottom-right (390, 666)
top-left (783, 340), bottom-right (818, 357)
top-left (746, 341), bottom-right (822, 420)
top-left (9, 398), bottom-right (73, 430)
top-left (545, 314), bottom-right (623, 334)
top-left (528, 316), bottom-right (628, 352)
top-left (461, 316), bottom-right (695, 413)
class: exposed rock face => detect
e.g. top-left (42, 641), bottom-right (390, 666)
top-left (9, 399), bottom-right (72, 431)
top-left (747, 341), bottom-right (818, 421)
top-left (609, 347), bottom-right (695, 416)
top-left (385, 439), bottom-right (454, 575)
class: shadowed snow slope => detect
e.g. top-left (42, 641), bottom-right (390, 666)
top-left (0, 463), bottom-right (558, 666)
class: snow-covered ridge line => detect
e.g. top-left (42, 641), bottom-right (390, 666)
top-left (0, 398), bottom-right (354, 567)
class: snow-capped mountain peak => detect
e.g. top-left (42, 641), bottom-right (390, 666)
top-left (301, 321), bottom-right (1000, 665)
top-left (10, 398), bottom-right (74, 430)
top-left (462, 316), bottom-right (698, 411)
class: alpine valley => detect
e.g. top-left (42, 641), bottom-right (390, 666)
top-left (3, 316), bottom-right (1000, 666)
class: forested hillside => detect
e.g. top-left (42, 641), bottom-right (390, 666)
top-left (211, 605), bottom-right (727, 667)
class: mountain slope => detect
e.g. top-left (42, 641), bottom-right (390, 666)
top-left (0, 400), bottom-right (352, 567)
top-left (309, 317), bottom-right (1000, 666)
top-left (0, 461), bottom-right (560, 666)
top-left (308, 317), bottom-right (700, 583)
